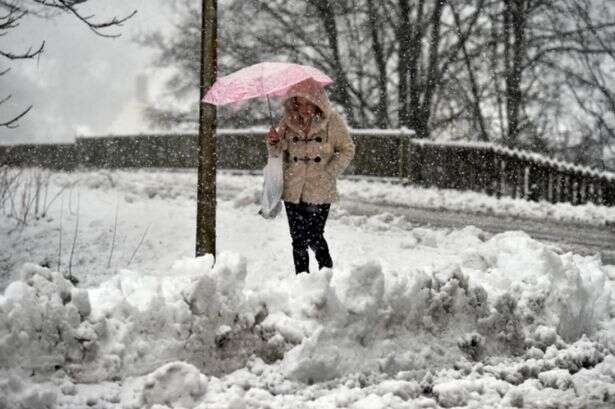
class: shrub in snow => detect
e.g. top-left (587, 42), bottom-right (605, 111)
top-left (0, 371), bottom-right (57, 409)
top-left (385, 264), bottom-right (487, 336)
top-left (350, 394), bottom-right (387, 409)
top-left (571, 355), bottom-right (615, 404)
top-left (0, 254), bottom-right (284, 382)
top-left (538, 368), bottom-right (573, 390)
top-left (477, 293), bottom-right (526, 355)
top-left (457, 332), bottom-right (485, 361)
top-left (503, 388), bottom-right (524, 408)
top-left (0, 263), bottom-right (97, 373)
top-left (467, 231), bottom-right (611, 342)
top-left (552, 335), bottom-right (606, 373)
top-left (140, 361), bottom-right (208, 409)
top-left (432, 381), bottom-right (469, 407)
top-left (373, 379), bottom-right (421, 400)
top-left (529, 325), bottom-right (563, 350)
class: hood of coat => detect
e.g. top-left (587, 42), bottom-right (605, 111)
top-left (281, 79), bottom-right (332, 135)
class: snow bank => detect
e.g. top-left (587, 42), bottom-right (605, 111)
top-left (0, 254), bottom-right (278, 382)
top-left (461, 231), bottom-right (611, 342)
top-left (1, 227), bottom-right (612, 393)
top-left (270, 228), bottom-right (611, 383)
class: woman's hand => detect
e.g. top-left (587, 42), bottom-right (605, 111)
top-left (266, 127), bottom-right (280, 144)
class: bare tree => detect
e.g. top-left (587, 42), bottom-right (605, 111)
top-left (0, 0), bottom-right (136, 129)
top-left (142, 0), bottom-right (615, 169)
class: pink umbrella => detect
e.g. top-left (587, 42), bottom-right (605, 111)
top-left (202, 61), bottom-right (334, 127)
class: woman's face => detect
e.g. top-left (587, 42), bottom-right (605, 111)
top-left (294, 97), bottom-right (317, 119)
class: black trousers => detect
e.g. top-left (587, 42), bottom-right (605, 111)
top-left (284, 201), bottom-right (333, 274)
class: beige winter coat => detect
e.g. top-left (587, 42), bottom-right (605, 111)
top-left (266, 80), bottom-right (355, 205)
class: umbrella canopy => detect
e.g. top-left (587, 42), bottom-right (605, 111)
top-left (202, 61), bottom-right (334, 106)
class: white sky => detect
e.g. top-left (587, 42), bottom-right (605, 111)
top-left (0, 0), bottom-right (174, 144)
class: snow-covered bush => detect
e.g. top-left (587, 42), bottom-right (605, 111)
top-left (0, 254), bottom-right (281, 382)
top-left (139, 362), bottom-right (208, 409)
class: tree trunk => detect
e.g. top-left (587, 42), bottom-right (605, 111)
top-left (407, 0), bottom-right (426, 135)
top-left (504, 0), bottom-right (526, 148)
top-left (417, 0), bottom-right (444, 139)
top-left (313, 0), bottom-right (355, 124)
top-left (196, 0), bottom-right (217, 257)
top-left (449, 0), bottom-right (489, 142)
top-left (397, 0), bottom-right (411, 128)
top-left (367, 0), bottom-right (389, 128)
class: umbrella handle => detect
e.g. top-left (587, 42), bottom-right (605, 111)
top-left (266, 94), bottom-right (275, 129)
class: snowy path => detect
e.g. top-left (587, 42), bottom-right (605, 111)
top-left (218, 177), bottom-right (615, 265)
top-left (2, 169), bottom-right (614, 292)
top-left (0, 175), bottom-right (462, 291)
top-left (341, 198), bottom-right (615, 264)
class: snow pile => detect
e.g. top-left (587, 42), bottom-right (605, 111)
top-left (1, 222), bottom-right (614, 408)
top-left (0, 254), bottom-right (279, 383)
top-left (460, 230), bottom-right (611, 342)
top-left (0, 263), bottom-right (92, 372)
top-left (138, 362), bottom-right (208, 409)
top-left (2, 229), bottom-right (611, 388)
top-left (252, 228), bottom-right (612, 383)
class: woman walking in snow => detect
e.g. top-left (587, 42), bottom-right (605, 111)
top-left (265, 79), bottom-right (355, 275)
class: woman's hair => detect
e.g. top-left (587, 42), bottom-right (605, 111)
top-left (289, 96), bottom-right (323, 118)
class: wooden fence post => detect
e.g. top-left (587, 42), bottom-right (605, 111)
top-left (422, 145), bottom-right (434, 188)
top-left (398, 127), bottom-right (411, 182)
top-left (599, 177), bottom-right (608, 205)
top-left (549, 165), bottom-right (559, 203)
top-left (518, 159), bottom-right (529, 199)
top-left (497, 156), bottom-right (505, 199)
top-left (558, 170), bottom-right (566, 202)
top-left (591, 176), bottom-right (600, 204)
top-left (407, 141), bottom-right (422, 185)
top-left (569, 173), bottom-right (576, 205)
top-left (605, 179), bottom-right (615, 206)
top-left (509, 159), bottom-right (517, 199)
top-left (579, 175), bottom-right (588, 205)
top-left (527, 163), bottom-right (540, 202)
top-left (540, 164), bottom-right (549, 202)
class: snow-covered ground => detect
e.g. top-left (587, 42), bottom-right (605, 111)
top-left (1, 168), bottom-right (615, 408)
